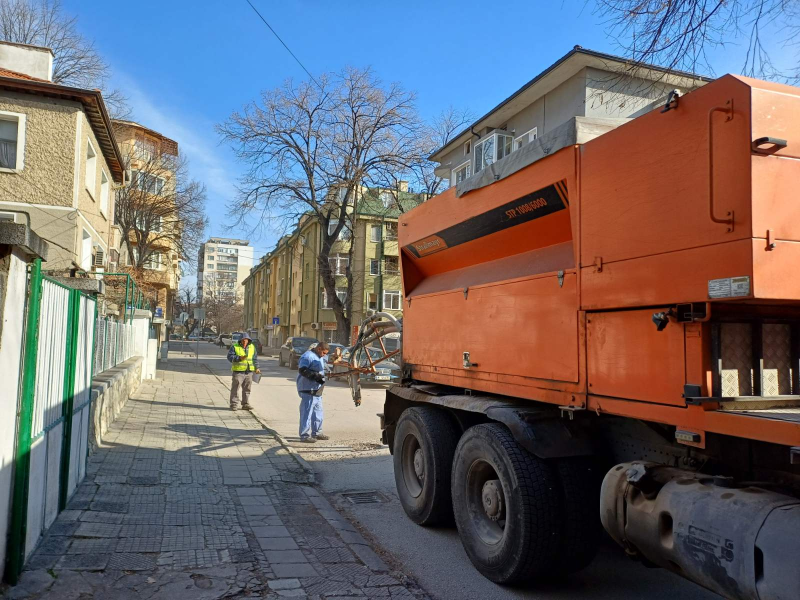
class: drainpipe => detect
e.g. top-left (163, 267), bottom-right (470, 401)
top-left (378, 216), bottom-right (384, 311)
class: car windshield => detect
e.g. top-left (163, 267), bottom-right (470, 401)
top-left (232, 333), bottom-right (242, 341)
top-left (292, 337), bottom-right (317, 350)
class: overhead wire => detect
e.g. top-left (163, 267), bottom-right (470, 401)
top-left (244, 0), bottom-right (323, 90)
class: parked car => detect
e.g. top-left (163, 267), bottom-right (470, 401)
top-left (332, 345), bottom-right (401, 385)
top-left (219, 333), bottom-right (233, 347)
top-left (278, 337), bottom-right (318, 369)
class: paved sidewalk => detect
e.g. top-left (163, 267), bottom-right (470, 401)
top-left (6, 360), bottom-right (425, 600)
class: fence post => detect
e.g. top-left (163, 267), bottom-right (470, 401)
top-left (58, 290), bottom-right (80, 511)
top-left (6, 258), bottom-right (43, 584)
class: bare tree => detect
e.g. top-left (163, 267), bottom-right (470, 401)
top-left (200, 271), bottom-right (243, 335)
top-left (0, 0), bottom-right (130, 116)
top-left (592, 0), bottom-right (800, 82)
top-left (113, 133), bottom-right (208, 275)
top-left (219, 67), bottom-right (423, 344)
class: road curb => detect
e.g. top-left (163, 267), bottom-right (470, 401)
top-left (201, 364), bottom-right (316, 485)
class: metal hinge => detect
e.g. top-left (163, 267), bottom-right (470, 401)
top-left (557, 270), bottom-right (564, 287)
top-left (463, 287), bottom-right (469, 299)
top-left (767, 229), bottom-right (776, 251)
top-left (594, 256), bottom-right (603, 273)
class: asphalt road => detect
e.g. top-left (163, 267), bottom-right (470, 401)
top-left (187, 343), bottom-right (718, 600)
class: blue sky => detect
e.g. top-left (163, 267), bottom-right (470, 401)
top-left (62, 0), bottom-right (790, 267)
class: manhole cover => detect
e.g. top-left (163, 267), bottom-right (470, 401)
top-left (341, 491), bottom-right (387, 505)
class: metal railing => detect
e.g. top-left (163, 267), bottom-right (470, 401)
top-left (93, 316), bottom-right (136, 375)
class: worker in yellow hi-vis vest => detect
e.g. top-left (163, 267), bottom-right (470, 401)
top-left (226, 332), bottom-right (260, 410)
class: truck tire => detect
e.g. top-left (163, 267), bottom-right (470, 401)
top-left (552, 457), bottom-right (601, 575)
top-left (452, 423), bottom-right (561, 584)
top-left (393, 407), bottom-right (460, 526)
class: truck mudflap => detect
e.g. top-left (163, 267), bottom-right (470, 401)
top-left (601, 462), bottom-right (800, 600)
top-left (386, 384), bottom-right (593, 459)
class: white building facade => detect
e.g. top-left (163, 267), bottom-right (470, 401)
top-left (197, 237), bottom-right (254, 303)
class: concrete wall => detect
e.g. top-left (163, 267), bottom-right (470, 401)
top-left (89, 356), bottom-right (143, 451)
top-left (0, 247), bottom-right (28, 580)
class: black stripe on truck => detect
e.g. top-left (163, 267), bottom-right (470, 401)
top-left (405, 180), bottom-right (568, 258)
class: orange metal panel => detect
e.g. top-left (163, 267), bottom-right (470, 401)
top-left (399, 148), bottom-right (578, 281)
top-left (405, 272), bottom-right (579, 383)
top-left (587, 309), bottom-right (686, 406)
top-left (581, 75), bottom-right (753, 267)
top-left (588, 395), bottom-right (800, 447)
top-left (751, 155), bottom-right (800, 241)
top-left (581, 239), bottom-right (754, 310)
top-left (752, 238), bottom-right (800, 300)
top-left (750, 84), bottom-right (800, 160)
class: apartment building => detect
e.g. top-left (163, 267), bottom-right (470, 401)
top-left (432, 46), bottom-right (709, 188)
top-left (112, 120), bottom-right (181, 325)
top-left (0, 41), bottom-right (124, 274)
top-left (197, 237), bottom-right (254, 303)
top-left (242, 186), bottom-right (423, 347)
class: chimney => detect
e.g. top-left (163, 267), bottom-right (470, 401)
top-left (0, 40), bottom-right (53, 81)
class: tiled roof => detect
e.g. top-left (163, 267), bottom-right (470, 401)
top-left (0, 67), bottom-right (50, 82)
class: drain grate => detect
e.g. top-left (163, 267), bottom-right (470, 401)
top-left (342, 490), bottom-right (386, 505)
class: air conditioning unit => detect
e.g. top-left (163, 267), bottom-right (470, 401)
top-left (310, 322), bottom-right (321, 330)
top-left (92, 246), bottom-right (105, 267)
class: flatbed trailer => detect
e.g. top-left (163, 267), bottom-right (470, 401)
top-left (376, 74), bottom-right (800, 599)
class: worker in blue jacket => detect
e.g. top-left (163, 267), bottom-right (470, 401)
top-left (296, 341), bottom-right (343, 443)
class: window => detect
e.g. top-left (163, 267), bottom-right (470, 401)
top-left (322, 287), bottom-right (347, 309)
top-left (133, 212), bottom-right (162, 232)
top-left (134, 138), bottom-right (156, 161)
top-left (130, 170), bottom-right (164, 195)
top-left (100, 171), bottom-right (109, 216)
top-left (80, 229), bottom-right (92, 270)
top-left (304, 262), bottom-right (309, 279)
top-left (385, 222), bottom-right (398, 240)
top-left (383, 290), bottom-right (401, 310)
top-left (328, 254), bottom-right (349, 275)
top-left (384, 256), bottom-right (399, 274)
top-left (0, 112), bottom-right (25, 171)
top-left (368, 293), bottom-right (378, 310)
top-left (370, 224), bottom-right (381, 242)
top-left (144, 252), bottom-right (162, 270)
top-left (278, 279), bottom-right (283, 296)
top-left (474, 132), bottom-right (513, 173)
top-left (464, 139), bottom-right (471, 157)
top-left (85, 140), bottom-right (97, 197)
top-left (207, 255), bottom-right (214, 261)
top-left (451, 161), bottom-right (471, 185)
top-left (304, 294), bottom-right (309, 308)
top-left (328, 219), bottom-right (351, 241)
top-left (380, 191), bottom-right (393, 209)
top-left (207, 246), bottom-right (215, 252)
top-left (514, 127), bottom-right (538, 150)
top-left (207, 263), bottom-right (214, 270)
top-left (370, 259), bottom-right (379, 275)
top-left (217, 264), bottom-right (237, 271)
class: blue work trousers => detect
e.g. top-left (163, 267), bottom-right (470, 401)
top-left (299, 393), bottom-right (323, 438)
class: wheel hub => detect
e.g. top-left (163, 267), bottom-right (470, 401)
top-left (413, 449), bottom-right (425, 480)
top-left (482, 479), bottom-right (504, 521)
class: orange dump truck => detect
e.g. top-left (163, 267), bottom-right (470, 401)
top-left (380, 74), bottom-right (800, 598)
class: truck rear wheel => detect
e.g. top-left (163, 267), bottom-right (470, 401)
top-left (552, 457), bottom-right (601, 575)
top-left (393, 407), bottom-right (459, 526)
top-left (452, 423), bottom-right (561, 584)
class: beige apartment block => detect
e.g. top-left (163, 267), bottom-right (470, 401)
top-left (0, 41), bottom-right (124, 274)
top-left (112, 120), bottom-right (182, 323)
top-left (243, 187), bottom-right (423, 347)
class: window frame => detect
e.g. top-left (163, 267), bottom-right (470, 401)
top-left (383, 255), bottom-right (399, 274)
top-left (0, 111), bottom-right (26, 172)
top-left (370, 224), bottom-right (381, 242)
top-left (473, 131), bottom-right (513, 174)
top-left (85, 139), bottom-right (97, 198)
top-left (321, 287), bottom-right (347, 309)
top-left (451, 160), bottom-right (471, 185)
top-left (514, 127), bottom-right (538, 150)
top-left (100, 170), bottom-right (110, 217)
top-left (328, 254), bottom-right (349, 276)
top-left (369, 259), bottom-right (379, 276)
top-left (464, 139), bottom-right (471, 157)
top-left (328, 219), bottom-right (351, 241)
top-left (383, 290), bottom-right (401, 311)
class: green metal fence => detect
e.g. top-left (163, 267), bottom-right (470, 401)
top-left (5, 260), bottom-right (98, 584)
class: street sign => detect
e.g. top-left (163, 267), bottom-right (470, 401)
top-left (155, 306), bottom-right (164, 318)
top-left (323, 322), bottom-right (337, 330)
top-left (272, 317), bottom-right (280, 325)
top-left (194, 308), bottom-right (206, 320)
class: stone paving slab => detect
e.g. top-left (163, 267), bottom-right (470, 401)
top-left (5, 360), bottom-right (427, 600)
